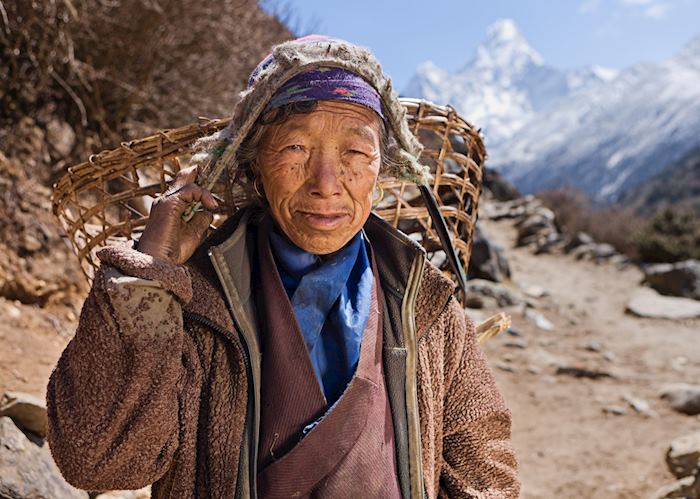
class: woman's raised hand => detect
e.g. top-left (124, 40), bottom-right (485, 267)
top-left (137, 165), bottom-right (219, 264)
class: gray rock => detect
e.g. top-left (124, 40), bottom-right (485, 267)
top-left (643, 260), bottom-right (700, 300)
top-left (494, 361), bottom-right (516, 373)
top-left (95, 487), bottom-right (151, 499)
top-left (583, 340), bottom-right (603, 352)
top-left (661, 384), bottom-right (700, 415)
top-left (533, 232), bottom-right (565, 255)
top-left (603, 405), bottom-right (627, 416)
top-left (571, 243), bottom-right (598, 260)
top-left (649, 473), bottom-right (700, 499)
top-left (521, 284), bottom-right (549, 299)
top-left (556, 366), bottom-right (614, 379)
top-left (564, 232), bottom-right (594, 252)
top-left (667, 431), bottom-right (700, 479)
top-left (0, 417), bottom-right (87, 498)
top-left (45, 119), bottom-right (76, 157)
top-left (591, 243), bottom-right (617, 260)
top-left (626, 287), bottom-right (700, 319)
top-left (516, 213), bottom-right (557, 247)
top-left (622, 394), bottom-right (658, 418)
top-left (467, 224), bottom-right (512, 283)
top-left (524, 308), bottom-right (554, 331)
top-left (465, 279), bottom-right (524, 307)
top-left (0, 391), bottom-right (48, 438)
top-left (504, 338), bottom-right (529, 349)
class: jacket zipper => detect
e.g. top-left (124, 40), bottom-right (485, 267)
top-left (182, 309), bottom-right (252, 499)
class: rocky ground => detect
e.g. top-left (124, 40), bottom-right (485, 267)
top-left (1, 195), bottom-right (699, 497)
top-left (475, 209), bottom-right (700, 498)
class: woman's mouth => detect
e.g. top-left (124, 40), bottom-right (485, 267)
top-left (295, 210), bottom-right (351, 230)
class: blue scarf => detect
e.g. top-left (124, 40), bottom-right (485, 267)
top-left (267, 222), bottom-right (374, 405)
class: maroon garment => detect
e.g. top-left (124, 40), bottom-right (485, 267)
top-left (256, 229), bottom-right (402, 498)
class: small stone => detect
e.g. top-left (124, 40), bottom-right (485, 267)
top-left (622, 394), bottom-right (658, 418)
top-left (661, 384), bottom-right (700, 415)
top-left (501, 353), bottom-right (516, 362)
top-left (603, 405), bottom-right (627, 416)
top-left (556, 365), bottom-right (614, 379)
top-left (524, 308), bottom-right (554, 331)
top-left (526, 365), bottom-right (542, 375)
top-left (667, 431), bottom-right (700, 479)
top-left (6, 304), bottom-right (21, 320)
top-left (648, 473), bottom-right (700, 499)
top-left (94, 487), bottom-right (152, 499)
top-left (603, 351), bottom-right (617, 363)
top-left (522, 284), bottom-right (549, 299)
top-left (564, 232), bottom-right (594, 252)
top-left (506, 327), bottom-right (523, 337)
top-left (21, 233), bottom-right (43, 252)
top-left (0, 392), bottom-right (48, 438)
top-left (495, 362), bottom-right (516, 373)
top-left (504, 338), bottom-right (529, 349)
top-left (671, 356), bottom-right (689, 372)
top-left (45, 119), bottom-right (76, 157)
top-left (583, 340), bottom-right (603, 352)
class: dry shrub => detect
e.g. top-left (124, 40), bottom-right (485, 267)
top-left (633, 208), bottom-right (700, 263)
top-left (1, 0), bottom-right (291, 174)
top-left (537, 187), bottom-right (646, 258)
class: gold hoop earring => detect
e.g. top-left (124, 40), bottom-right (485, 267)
top-left (253, 176), bottom-right (264, 201)
top-left (372, 183), bottom-right (384, 208)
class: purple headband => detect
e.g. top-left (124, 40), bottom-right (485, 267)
top-left (263, 67), bottom-right (385, 120)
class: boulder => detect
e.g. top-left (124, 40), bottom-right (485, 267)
top-left (649, 473), bottom-right (700, 499)
top-left (626, 287), bottom-right (700, 319)
top-left (643, 260), bottom-right (700, 300)
top-left (467, 224), bottom-right (511, 283)
top-left (661, 384), bottom-right (700, 415)
top-left (667, 431), bottom-right (700, 479)
top-left (0, 391), bottom-right (48, 438)
top-left (515, 210), bottom-right (557, 247)
top-left (0, 416), bottom-right (87, 498)
top-left (482, 167), bottom-right (521, 201)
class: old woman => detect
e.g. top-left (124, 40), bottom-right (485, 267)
top-left (47, 36), bottom-right (519, 498)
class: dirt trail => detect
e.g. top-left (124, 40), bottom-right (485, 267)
top-left (478, 217), bottom-right (700, 498)
top-left (1, 214), bottom-right (698, 498)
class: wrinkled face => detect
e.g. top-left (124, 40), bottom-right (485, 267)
top-left (257, 100), bottom-right (382, 254)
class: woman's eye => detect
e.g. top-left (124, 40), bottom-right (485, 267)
top-left (284, 144), bottom-right (305, 152)
top-left (348, 149), bottom-right (368, 156)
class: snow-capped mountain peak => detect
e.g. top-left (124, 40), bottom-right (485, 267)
top-left (471, 18), bottom-right (544, 74)
top-left (403, 21), bottom-right (700, 203)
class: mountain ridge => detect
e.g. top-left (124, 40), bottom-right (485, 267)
top-left (403, 19), bottom-right (700, 203)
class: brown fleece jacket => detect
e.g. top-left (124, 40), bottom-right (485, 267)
top-left (47, 225), bottom-right (519, 497)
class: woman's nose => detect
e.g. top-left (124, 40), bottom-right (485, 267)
top-left (306, 148), bottom-right (343, 198)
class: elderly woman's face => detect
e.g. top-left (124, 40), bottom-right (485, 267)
top-left (257, 100), bottom-right (382, 254)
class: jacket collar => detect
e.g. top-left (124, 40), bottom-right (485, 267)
top-left (185, 208), bottom-right (455, 342)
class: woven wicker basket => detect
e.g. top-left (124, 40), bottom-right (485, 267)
top-left (52, 98), bottom-right (486, 292)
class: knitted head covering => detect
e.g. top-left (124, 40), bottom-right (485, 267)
top-left (264, 67), bottom-right (385, 121)
top-left (191, 36), bottom-right (430, 206)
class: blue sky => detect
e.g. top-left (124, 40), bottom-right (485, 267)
top-left (262, 0), bottom-right (700, 90)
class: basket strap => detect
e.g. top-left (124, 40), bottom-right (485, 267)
top-left (418, 184), bottom-right (469, 298)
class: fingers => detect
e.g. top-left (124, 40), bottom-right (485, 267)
top-left (187, 209), bottom-right (214, 238)
top-left (170, 165), bottom-right (199, 189)
top-left (159, 179), bottom-right (218, 212)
